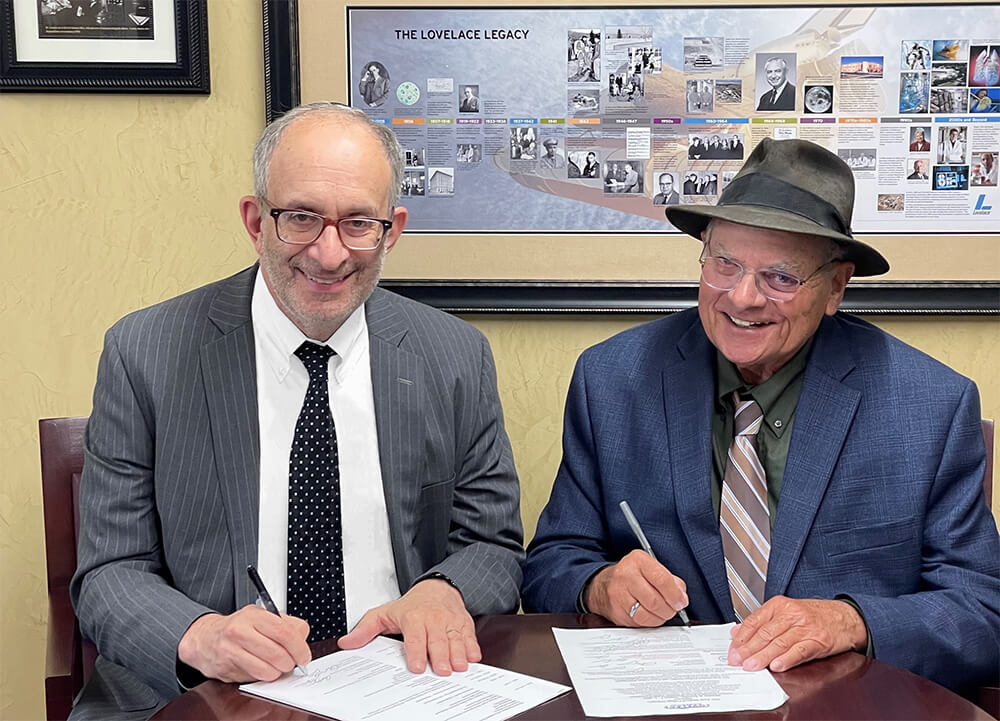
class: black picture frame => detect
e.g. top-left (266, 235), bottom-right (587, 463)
top-left (0, 0), bottom-right (209, 93)
top-left (261, 1), bottom-right (999, 315)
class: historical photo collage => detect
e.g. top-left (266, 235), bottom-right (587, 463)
top-left (350, 6), bottom-right (1000, 232)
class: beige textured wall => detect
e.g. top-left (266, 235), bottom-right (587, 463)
top-left (1, 4), bottom-right (997, 720)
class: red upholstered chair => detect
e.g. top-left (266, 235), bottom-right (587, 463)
top-left (39, 416), bottom-right (96, 721)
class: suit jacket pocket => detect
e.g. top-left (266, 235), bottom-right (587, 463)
top-left (820, 518), bottom-right (918, 558)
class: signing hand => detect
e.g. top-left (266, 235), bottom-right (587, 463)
top-left (728, 596), bottom-right (867, 673)
top-left (177, 605), bottom-right (311, 683)
top-left (585, 550), bottom-right (689, 627)
top-left (338, 578), bottom-right (479, 676)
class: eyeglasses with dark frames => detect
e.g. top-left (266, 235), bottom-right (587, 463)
top-left (263, 200), bottom-right (393, 251)
top-left (699, 242), bottom-right (841, 302)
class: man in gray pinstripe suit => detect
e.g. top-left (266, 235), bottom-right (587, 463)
top-left (69, 103), bottom-right (524, 719)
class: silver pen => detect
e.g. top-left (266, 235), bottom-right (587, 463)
top-left (618, 500), bottom-right (691, 626)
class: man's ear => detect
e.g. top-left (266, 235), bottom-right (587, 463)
top-left (383, 205), bottom-right (408, 253)
top-left (825, 261), bottom-right (855, 316)
top-left (239, 195), bottom-right (264, 253)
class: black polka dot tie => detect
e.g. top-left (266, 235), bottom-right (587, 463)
top-left (287, 341), bottom-right (346, 642)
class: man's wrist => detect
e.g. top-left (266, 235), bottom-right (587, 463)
top-left (835, 596), bottom-right (874, 656)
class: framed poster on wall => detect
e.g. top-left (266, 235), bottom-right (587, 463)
top-left (262, 0), bottom-right (999, 314)
top-left (0, 0), bottom-right (209, 93)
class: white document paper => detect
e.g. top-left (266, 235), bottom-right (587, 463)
top-left (552, 624), bottom-right (788, 717)
top-left (240, 636), bottom-right (570, 721)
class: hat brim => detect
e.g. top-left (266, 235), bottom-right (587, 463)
top-left (665, 203), bottom-right (889, 277)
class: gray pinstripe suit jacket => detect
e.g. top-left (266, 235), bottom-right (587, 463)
top-left (69, 266), bottom-right (524, 719)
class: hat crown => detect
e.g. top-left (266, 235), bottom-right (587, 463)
top-left (732, 138), bottom-right (855, 229)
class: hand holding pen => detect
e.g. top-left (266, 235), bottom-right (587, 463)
top-left (176, 570), bottom-right (311, 683)
top-left (248, 565), bottom-right (311, 676)
top-left (618, 501), bottom-right (690, 625)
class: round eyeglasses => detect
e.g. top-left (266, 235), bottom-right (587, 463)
top-left (699, 243), bottom-right (841, 302)
top-left (265, 201), bottom-right (393, 251)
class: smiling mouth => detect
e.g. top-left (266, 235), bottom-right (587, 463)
top-left (726, 313), bottom-right (772, 328)
top-left (301, 269), bottom-right (351, 286)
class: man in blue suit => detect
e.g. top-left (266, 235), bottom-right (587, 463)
top-left (522, 138), bottom-right (999, 690)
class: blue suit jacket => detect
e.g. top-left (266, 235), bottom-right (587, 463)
top-left (523, 309), bottom-right (1000, 689)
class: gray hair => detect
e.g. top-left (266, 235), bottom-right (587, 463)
top-left (252, 101), bottom-right (405, 209)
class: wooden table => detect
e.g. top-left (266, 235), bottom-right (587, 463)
top-left (152, 613), bottom-right (994, 720)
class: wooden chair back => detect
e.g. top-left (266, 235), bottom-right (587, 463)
top-left (39, 416), bottom-right (96, 720)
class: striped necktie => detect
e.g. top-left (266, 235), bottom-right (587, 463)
top-left (719, 393), bottom-right (770, 621)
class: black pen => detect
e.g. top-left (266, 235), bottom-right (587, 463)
top-left (618, 501), bottom-right (691, 626)
top-left (247, 564), bottom-right (309, 675)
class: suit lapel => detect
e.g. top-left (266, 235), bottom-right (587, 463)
top-left (365, 289), bottom-right (423, 591)
top-left (767, 315), bottom-right (860, 597)
top-left (665, 319), bottom-right (733, 618)
top-left (201, 267), bottom-right (260, 608)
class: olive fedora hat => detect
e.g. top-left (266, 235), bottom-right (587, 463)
top-left (665, 137), bottom-right (889, 276)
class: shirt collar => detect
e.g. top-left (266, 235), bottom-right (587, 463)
top-left (715, 336), bottom-right (814, 439)
top-left (251, 267), bottom-right (368, 383)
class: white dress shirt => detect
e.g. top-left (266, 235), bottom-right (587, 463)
top-left (252, 270), bottom-right (399, 631)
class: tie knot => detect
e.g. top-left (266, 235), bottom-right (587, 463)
top-left (732, 393), bottom-right (763, 436)
top-left (295, 341), bottom-right (334, 379)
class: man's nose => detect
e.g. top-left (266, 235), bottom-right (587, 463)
top-left (729, 271), bottom-right (768, 307)
top-left (307, 223), bottom-right (351, 265)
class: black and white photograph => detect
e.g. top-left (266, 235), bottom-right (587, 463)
top-left (930, 87), bottom-right (968, 114)
top-left (688, 133), bottom-right (744, 160)
top-left (682, 171), bottom-right (718, 196)
top-left (426, 167), bottom-right (455, 196)
top-left (608, 70), bottom-right (644, 102)
top-left (931, 63), bottom-right (967, 87)
top-left (456, 143), bottom-right (482, 163)
top-left (567, 150), bottom-right (600, 179)
top-left (568, 29), bottom-right (600, 82)
top-left (714, 79), bottom-right (742, 104)
top-left (404, 147), bottom-right (424, 167)
top-left (602, 159), bottom-right (644, 194)
top-left (539, 138), bottom-right (566, 170)
top-left (2, 0), bottom-right (208, 92)
top-left (359, 61), bottom-right (390, 107)
top-left (37, 0), bottom-right (153, 39)
top-left (683, 36), bottom-right (723, 72)
top-left (804, 84), bottom-right (834, 114)
top-left (837, 147), bottom-right (877, 171)
top-left (686, 79), bottom-right (713, 114)
top-left (510, 127), bottom-right (537, 160)
top-left (755, 52), bottom-right (796, 111)
top-left (401, 169), bottom-right (425, 196)
top-left (628, 46), bottom-right (661, 74)
top-left (458, 84), bottom-right (480, 112)
top-left (651, 172), bottom-right (680, 205)
top-left (567, 89), bottom-right (600, 115)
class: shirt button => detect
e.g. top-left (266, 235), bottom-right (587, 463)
top-left (774, 419), bottom-right (783, 428)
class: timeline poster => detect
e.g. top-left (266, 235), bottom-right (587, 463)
top-left (347, 5), bottom-right (1000, 234)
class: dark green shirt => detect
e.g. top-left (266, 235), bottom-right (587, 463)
top-left (710, 338), bottom-right (814, 525)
